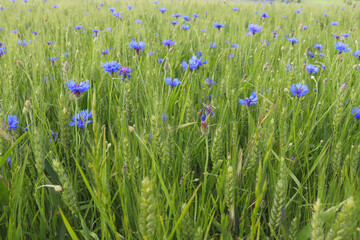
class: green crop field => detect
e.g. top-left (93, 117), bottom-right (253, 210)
top-left (0, 0), bottom-right (359, 239)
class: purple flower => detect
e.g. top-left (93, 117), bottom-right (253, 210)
top-left (159, 7), bottom-right (167, 13)
top-left (202, 103), bottom-right (216, 116)
top-left (181, 24), bottom-right (190, 30)
top-left (290, 83), bottom-right (309, 98)
top-left (173, 13), bottom-right (181, 18)
top-left (205, 78), bottom-right (216, 88)
top-left (209, 42), bottom-right (217, 48)
top-left (127, 5), bottom-right (133, 9)
top-left (306, 64), bottom-right (319, 74)
top-left (182, 55), bottom-right (207, 70)
top-left (314, 44), bottom-right (323, 50)
top-left (129, 40), bottom-right (146, 54)
top-left (335, 41), bottom-right (351, 53)
top-left (102, 61), bottom-right (120, 74)
top-left (233, 7), bottom-right (239, 11)
top-left (239, 92), bottom-right (258, 106)
top-left (109, 8), bottom-right (116, 12)
top-left (319, 53), bottom-right (325, 57)
top-left (183, 15), bottom-right (191, 21)
top-left (49, 130), bottom-right (58, 142)
top-left (351, 107), bottom-right (360, 119)
top-left (287, 38), bottom-right (299, 45)
top-left (285, 63), bottom-right (296, 72)
top-left (308, 52), bottom-right (314, 58)
top-left (353, 50), bottom-right (360, 58)
top-left (260, 12), bottom-right (269, 18)
top-left (17, 40), bottom-right (28, 46)
top-left (112, 12), bottom-right (123, 19)
top-left (66, 79), bottom-right (91, 97)
top-left (170, 20), bottom-right (178, 26)
top-left (5, 115), bottom-right (19, 131)
top-left (69, 110), bottom-right (93, 129)
top-left (213, 23), bottom-right (226, 30)
top-left (74, 25), bottom-right (83, 30)
top-left (165, 77), bottom-right (181, 87)
top-left (135, 20), bottom-right (142, 24)
top-left (162, 39), bottom-right (175, 48)
top-left (47, 57), bottom-right (58, 64)
top-left (118, 66), bottom-right (134, 81)
top-left (248, 23), bottom-right (262, 34)
top-left (330, 22), bottom-right (338, 26)
top-left (101, 49), bottom-right (109, 55)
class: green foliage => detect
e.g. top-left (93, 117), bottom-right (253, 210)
top-left (0, 0), bottom-right (360, 239)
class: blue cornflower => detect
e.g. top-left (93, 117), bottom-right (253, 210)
top-left (296, 10), bottom-right (301, 13)
top-left (260, 12), bottom-right (269, 18)
top-left (181, 24), bottom-right (190, 30)
top-left (112, 12), bottom-right (122, 19)
top-left (118, 66), bottom-right (134, 81)
top-left (261, 40), bottom-right (270, 46)
top-left (0, 46), bottom-right (7, 57)
top-left (183, 15), bottom-right (191, 21)
top-left (182, 55), bottom-right (207, 70)
top-left (200, 114), bottom-right (209, 135)
top-left (290, 83), bottom-right (309, 98)
top-left (74, 25), bottom-right (83, 30)
top-left (49, 130), bottom-right (58, 142)
top-left (52, 5), bottom-right (57, 8)
top-left (66, 79), bottom-right (90, 97)
top-left (100, 3), bottom-right (104, 6)
top-left (248, 23), bottom-right (262, 34)
top-left (109, 8), bottom-right (116, 12)
top-left (135, 20), bottom-right (142, 24)
top-left (47, 57), bottom-right (58, 64)
top-left (159, 7), bottom-right (167, 13)
top-left (330, 22), bottom-right (338, 26)
top-left (335, 41), bottom-right (351, 53)
top-left (209, 42), bottom-right (217, 48)
top-left (351, 107), bottom-right (360, 119)
top-left (129, 41), bottom-right (146, 54)
top-left (287, 38), bottom-right (299, 45)
top-left (231, 43), bottom-right (239, 48)
top-left (157, 58), bottom-right (164, 63)
top-left (32, 31), bottom-right (37, 35)
top-left (353, 50), bottom-right (360, 58)
top-left (8, 157), bottom-right (11, 166)
top-left (173, 13), bottom-right (181, 18)
top-left (162, 39), bottom-right (175, 48)
top-left (205, 78), bottom-right (216, 88)
top-left (5, 115), bottom-right (19, 131)
top-left (127, 5), bottom-right (133, 9)
top-left (203, 103), bottom-right (216, 116)
top-left (228, 54), bottom-right (235, 59)
top-left (239, 92), bottom-right (258, 106)
top-left (102, 61), bottom-right (120, 74)
top-left (46, 40), bottom-right (54, 46)
top-left (233, 7), bottom-right (239, 11)
top-left (165, 78), bottom-right (181, 87)
top-left (213, 23), bottom-right (226, 30)
top-left (308, 52), bottom-right (314, 58)
top-left (17, 40), bottom-right (28, 46)
top-left (193, 14), bottom-right (199, 18)
top-left (306, 64), bottom-right (319, 75)
top-left (170, 20), bottom-right (178, 26)
top-left (101, 49), bottom-right (109, 55)
top-left (11, 29), bottom-right (19, 34)
top-left (319, 53), bottom-right (325, 57)
top-left (69, 110), bottom-right (93, 129)
top-left (343, 33), bottom-right (349, 37)
top-left (314, 44), bottom-right (323, 51)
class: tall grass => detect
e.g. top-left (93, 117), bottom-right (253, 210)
top-left (0, 0), bottom-right (359, 239)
